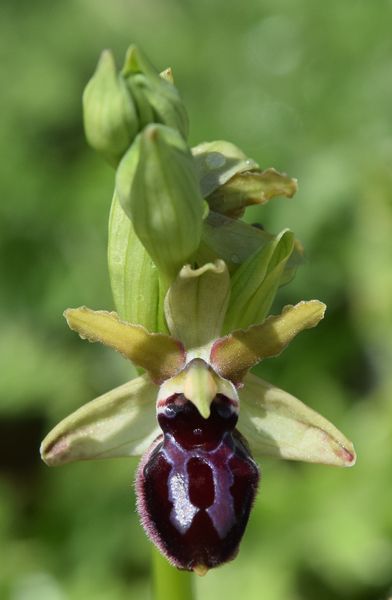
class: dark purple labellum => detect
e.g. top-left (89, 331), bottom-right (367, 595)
top-left (136, 393), bottom-right (260, 573)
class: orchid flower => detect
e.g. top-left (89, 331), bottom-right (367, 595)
top-left (41, 261), bottom-right (355, 575)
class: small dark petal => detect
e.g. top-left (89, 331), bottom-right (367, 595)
top-left (136, 395), bottom-right (260, 573)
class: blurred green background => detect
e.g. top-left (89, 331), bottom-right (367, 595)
top-left (1, 0), bottom-right (392, 598)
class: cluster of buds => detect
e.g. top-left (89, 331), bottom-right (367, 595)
top-left (41, 45), bottom-right (355, 575)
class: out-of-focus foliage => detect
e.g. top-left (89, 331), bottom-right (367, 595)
top-left (1, 0), bottom-right (392, 598)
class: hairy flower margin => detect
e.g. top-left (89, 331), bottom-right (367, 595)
top-left (40, 44), bottom-right (356, 575)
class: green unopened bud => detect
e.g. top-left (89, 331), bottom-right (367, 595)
top-left (116, 124), bottom-right (205, 285)
top-left (83, 49), bottom-right (139, 166)
top-left (122, 45), bottom-right (189, 139)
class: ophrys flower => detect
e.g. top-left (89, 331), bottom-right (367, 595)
top-left (40, 261), bottom-right (355, 575)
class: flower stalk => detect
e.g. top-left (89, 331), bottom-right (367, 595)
top-left (152, 548), bottom-right (194, 600)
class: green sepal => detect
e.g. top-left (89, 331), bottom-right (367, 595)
top-left (192, 140), bottom-right (259, 198)
top-left (122, 45), bottom-right (189, 139)
top-left (223, 229), bottom-right (295, 332)
top-left (108, 192), bottom-right (163, 332)
top-left (41, 375), bottom-right (159, 465)
top-left (116, 124), bottom-right (205, 285)
top-left (164, 260), bottom-right (230, 350)
top-left (82, 49), bottom-right (139, 167)
top-left (238, 374), bottom-right (356, 467)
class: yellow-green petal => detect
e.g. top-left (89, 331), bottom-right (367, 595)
top-left (211, 300), bottom-right (326, 383)
top-left (207, 168), bottom-right (298, 219)
top-left (41, 375), bottom-right (159, 466)
top-left (238, 374), bottom-right (356, 467)
top-left (64, 307), bottom-right (185, 383)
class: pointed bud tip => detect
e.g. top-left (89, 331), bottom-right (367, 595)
top-left (94, 49), bottom-right (116, 77)
top-left (122, 44), bottom-right (139, 74)
top-left (99, 48), bottom-right (114, 64)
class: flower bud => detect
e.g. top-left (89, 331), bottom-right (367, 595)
top-left (83, 45), bottom-right (188, 167)
top-left (116, 124), bottom-right (206, 284)
top-left (122, 45), bottom-right (189, 139)
top-left (83, 49), bottom-right (139, 166)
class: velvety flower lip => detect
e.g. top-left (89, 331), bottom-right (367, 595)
top-left (41, 261), bottom-right (356, 470)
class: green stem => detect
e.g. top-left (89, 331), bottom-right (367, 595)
top-left (152, 548), bottom-right (195, 600)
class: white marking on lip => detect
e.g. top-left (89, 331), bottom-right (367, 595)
top-left (169, 472), bottom-right (198, 533)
